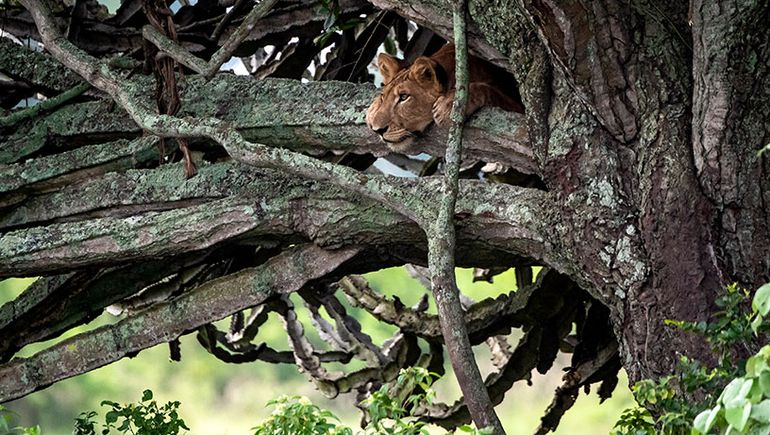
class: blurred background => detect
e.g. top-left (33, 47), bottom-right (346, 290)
top-left (1, 267), bottom-right (635, 434)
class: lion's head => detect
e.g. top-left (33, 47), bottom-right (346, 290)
top-left (365, 52), bottom-right (447, 152)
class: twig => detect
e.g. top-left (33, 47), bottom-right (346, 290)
top-left (424, 1), bottom-right (504, 433)
top-left (205, 0), bottom-right (278, 77)
top-left (210, 0), bottom-right (249, 41)
top-left (0, 82), bottom-right (89, 127)
top-left (143, 0), bottom-right (277, 78)
top-left (142, 25), bottom-right (208, 73)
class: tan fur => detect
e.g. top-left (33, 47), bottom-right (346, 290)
top-left (365, 44), bottom-right (524, 152)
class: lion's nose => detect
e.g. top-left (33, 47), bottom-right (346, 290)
top-left (373, 126), bottom-right (388, 135)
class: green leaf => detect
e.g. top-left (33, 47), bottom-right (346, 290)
top-left (105, 410), bottom-right (118, 424)
top-left (761, 372), bottom-right (770, 396)
top-left (754, 283), bottom-right (770, 316)
top-left (752, 399), bottom-right (770, 423)
top-left (748, 354), bottom-right (769, 377)
top-left (743, 380), bottom-right (756, 399)
top-left (723, 379), bottom-right (752, 405)
top-left (752, 315), bottom-right (764, 335)
top-left (693, 405), bottom-right (721, 434)
top-left (747, 423), bottom-right (770, 435)
top-left (142, 389), bottom-right (153, 401)
top-left (725, 400), bottom-right (752, 432)
top-left (693, 409), bottom-right (712, 434)
top-left (751, 379), bottom-right (765, 402)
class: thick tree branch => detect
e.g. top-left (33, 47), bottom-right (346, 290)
top-left (0, 244), bottom-right (359, 403)
top-left (21, 0), bottom-right (428, 219)
top-left (0, 38), bottom-right (83, 92)
top-left (518, 0), bottom-right (639, 144)
top-left (0, 42), bottom-right (534, 171)
top-left (0, 138), bottom-right (159, 202)
top-left (367, 0), bottom-right (510, 70)
top-left (0, 196), bottom-right (265, 276)
top-left (0, 163), bottom-right (560, 277)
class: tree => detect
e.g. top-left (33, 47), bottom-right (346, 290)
top-left (0, 0), bottom-right (767, 433)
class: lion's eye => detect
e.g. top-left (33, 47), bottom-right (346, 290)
top-left (398, 93), bottom-right (410, 102)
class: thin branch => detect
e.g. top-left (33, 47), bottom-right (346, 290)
top-left (272, 295), bottom-right (417, 398)
top-left (318, 293), bottom-right (387, 365)
top-left (197, 324), bottom-right (354, 364)
top-left (274, 295), bottom-right (340, 398)
top-left (423, 2), bottom-right (503, 432)
top-left (209, 0), bottom-right (249, 41)
top-left (325, 332), bottom-right (419, 396)
top-left (418, 327), bottom-right (543, 429)
top-left (0, 82), bottom-right (90, 127)
top-left (0, 254), bottom-right (210, 361)
top-left (303, 298), bottom-right (352, 352)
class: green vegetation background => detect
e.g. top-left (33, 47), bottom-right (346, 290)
top-left (1, 267), bottom-right (634, 434)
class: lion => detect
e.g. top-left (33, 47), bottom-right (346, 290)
top-left (365, 44), bottom-right (524, 152)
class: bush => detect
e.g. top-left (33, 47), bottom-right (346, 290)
top-left (73, 389), bottom-right (189, 435)
top-left (613, 283), bottom-right (770, 435)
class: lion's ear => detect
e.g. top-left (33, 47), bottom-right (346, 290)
top-left (410, 57), bottom-right (444, 93)
top-left (377, 53), bottom-right (406, 84)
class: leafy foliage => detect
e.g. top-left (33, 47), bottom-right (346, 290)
top-left (73, 389), bottom-right (189, 435)
top-left (252, 396), bottom-right (352, 435)
top-left (252, 367), bottom-right (492, 435)
top-left (361, 367), bottom-right (437, 435)
top-left (613, 283), bottom-right (770, 435)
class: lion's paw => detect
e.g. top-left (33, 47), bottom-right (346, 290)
top-left (432, 93), bottom-right (454, 127)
